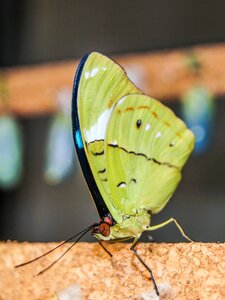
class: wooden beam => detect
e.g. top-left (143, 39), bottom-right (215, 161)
top-left (0, 43), bottom-right (225, 116)
top-left (1, 242), bottom-right (224, 299)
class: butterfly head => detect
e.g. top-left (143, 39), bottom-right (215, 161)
top-left (92, 214), bottom-right (115, 240)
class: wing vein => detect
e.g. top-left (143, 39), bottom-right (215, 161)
top-left (108, 143), bottom-right (179, 169)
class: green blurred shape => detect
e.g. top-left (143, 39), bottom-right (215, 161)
top-left (181, 86), bottom-right (215, 154)
top-left (44, 112), bottom-right (75, 185)
top-left (0, 115), bottom-right (23, 189)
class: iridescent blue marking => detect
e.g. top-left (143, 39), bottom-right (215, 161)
top-left (75, 130), bottom-right (84, 149)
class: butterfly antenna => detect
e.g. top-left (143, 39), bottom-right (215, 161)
top-left (15, 223), bottom-right (97, 270)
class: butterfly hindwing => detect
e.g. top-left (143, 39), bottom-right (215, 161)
top-left (105, 94), bottom-right (195, 215)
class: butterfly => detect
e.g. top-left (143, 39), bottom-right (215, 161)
top-left (15, 52), bottom-right (194, 297)
top-left (72, 52), bottom-right (195, 295)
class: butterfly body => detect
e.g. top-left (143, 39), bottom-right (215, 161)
top-left (93, 209), bottom-right (151, 241)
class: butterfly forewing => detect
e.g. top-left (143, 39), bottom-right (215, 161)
top-left (105, 94), bottom-right (195, 215)
top-left (75, 52), bottom-right (141, 221)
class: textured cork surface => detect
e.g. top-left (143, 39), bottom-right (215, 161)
top-left (0, 242), bottom-right (224, 299)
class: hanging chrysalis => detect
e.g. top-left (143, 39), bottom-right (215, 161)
top-left (0, 77), bottom-right (23, 189)
top-left (0, 116), bottom-right (23, 189)
top-left (182, 51), bottom-right (215, 155)
top-left (181, 86), bottom-right (215, 155)
top-left (44, 89), bottom-right (75, 185)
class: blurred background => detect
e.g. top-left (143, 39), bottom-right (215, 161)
top-left (0, 0), bottom-right (224, 243)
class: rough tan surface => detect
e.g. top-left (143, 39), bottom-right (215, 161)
top-left (0, 242), bottom-right (224, 299)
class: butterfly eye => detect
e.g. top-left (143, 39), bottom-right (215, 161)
top-left (99, 223), bottom-right (110, 237)
top-left (136, 119), bottom-right (142, 128)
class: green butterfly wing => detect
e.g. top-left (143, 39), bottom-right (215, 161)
top-left (105, 94), bottom-right (195, 215)
top-left (76, 52), bottom-right (141, 222)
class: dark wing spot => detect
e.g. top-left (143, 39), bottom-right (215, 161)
top-left (91, 150), bottom-right (104, 156)
top-left (125, 107), bottom-right (134, 112)
top-left (98, 168), bottom-right (106, 174)
top-left (164, 121), bottom-right (170, 127)
top-left (130, 178), bottom-right (137, 183)
top-left (169, 142), bottom-right (174, 147)
top-left (136, 119), bottom-right (142, 128)
top-left (152, 111), bottom-right (159, 119)
top-left (88, 139), bottom-right (104, 145)
top-left (137, 105), bottom-right (150, 110)
top-left (101, 178), bottom-right (108, 182)
top-left (117, 182), bottom-right (126, 188)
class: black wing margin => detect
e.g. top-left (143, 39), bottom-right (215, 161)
top-left (71, 54), bottom-right (109, 219)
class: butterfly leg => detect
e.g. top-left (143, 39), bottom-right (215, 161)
top-left (147, 217), bottom-right (193, 242)
top-left (130, 238), bottom-right (159, 296)
top-left (98, 240), bottom-right (113, 257)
